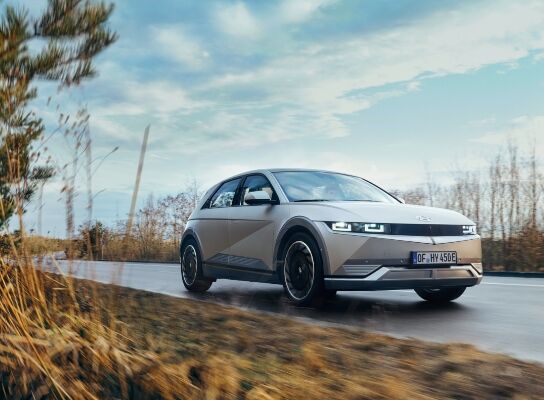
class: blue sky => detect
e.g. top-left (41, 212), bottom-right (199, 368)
top-left (15, 0), bottom-right (544, 236)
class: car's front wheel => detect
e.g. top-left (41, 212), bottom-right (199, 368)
top-left (180, 239), bottom-right (213, 292)
top-left (415, 286), bottom-right (466, 303)
top-left (282, 232), bottom-right (325, 307)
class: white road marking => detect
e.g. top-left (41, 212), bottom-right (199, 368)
top-left (482, 282), bottom-right (544, 288)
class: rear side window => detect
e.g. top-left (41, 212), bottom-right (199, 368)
top-left (239, 174), bottom-right (277, 205)
top-left (208, 178), bottom-right (241, 208)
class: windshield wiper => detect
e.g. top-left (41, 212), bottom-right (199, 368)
top-left (293, 199), bottom-right (330, 202)
top-left (343, 199), bottom-right (381, 202)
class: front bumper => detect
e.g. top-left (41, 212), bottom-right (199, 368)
top-left (317, 223), bottom-right (482, 291)
top-left (324, 264), bottom-right (483, 291)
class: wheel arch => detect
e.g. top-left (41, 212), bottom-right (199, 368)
top-left (180, 228), bottom-right (204, 259)
top-left (274, 217), bottom-right (330, 275)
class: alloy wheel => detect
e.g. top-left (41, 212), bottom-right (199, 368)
top-left (181, 244), bottom-right (198, 286)
top-left (284, 241), bottom-right (315, 301)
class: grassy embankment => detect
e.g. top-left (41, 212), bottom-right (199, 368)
top-left (1, 258), bottom-right (543, 399)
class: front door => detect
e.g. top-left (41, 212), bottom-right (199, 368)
top-left (227, 174), bottom-right (288, 273)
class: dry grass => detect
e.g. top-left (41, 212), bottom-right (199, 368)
top-left (24, 235), bottom-right (67, 256)
top-left (0, 258), bottom-right (236, 399)
top-left (1, 254), bottom-right (543, 399)
top-left (106, 283), bottom-right (544, 400)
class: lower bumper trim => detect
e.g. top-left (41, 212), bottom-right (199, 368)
top-left (324, 277), bottom-right (481, 291)
top-left (324, 265), bottom-right (482, 291)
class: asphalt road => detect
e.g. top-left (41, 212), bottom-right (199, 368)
top-left (50, 259), bottom-right (544, 364)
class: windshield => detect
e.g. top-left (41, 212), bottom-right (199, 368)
top-left (273, 171), bottom-right (398, 203)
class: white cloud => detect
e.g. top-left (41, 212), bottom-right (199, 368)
top-left (214, 2), bottom-right (260, 38)
top-left (469, 117), bottom-right (497, 127)
top-left (405, 80), bottom-right (421, 92)
top-left (161, 107), bottom-right (349, 156)
top-left (279, 0), bottom-right (336, 23)
top-left (87, 76), bottom-right (210, 146)
top-left (92, 79), bottom-right (207, 121)
top-left (91, 117), bottom-right (135, 141)
top-left (203, 0), bottom-right (544, 143)
top-left (534, 51), bottom-right (544, 61)
top-left (471, 115), bottom-right (544, 152)
top-left (91, 0), bottom-right (544, 155)
top-left (151, 25), bottom-right (210, 70)
top-left (123, 81), bottom-right (204, 114)
top-left (46, 0), bottom-right (544, 164)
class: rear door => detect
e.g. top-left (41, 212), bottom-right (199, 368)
top-left (227, 174), bottom-right (288, 272)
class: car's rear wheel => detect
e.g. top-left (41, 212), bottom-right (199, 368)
top-left (282, 232), bottom-right (325, 307)
top-left (181, 239), bottom-right (213, 292)
top-left (415, 286), bottom-right (466, 303)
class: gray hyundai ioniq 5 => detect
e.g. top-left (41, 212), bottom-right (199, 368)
top-left (180, 169), bottom-right (482, 306)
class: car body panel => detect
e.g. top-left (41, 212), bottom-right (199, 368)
top-left (289, 201), bottom-right (473, 225)
top-left (227, 203), bottom-right (290, 271)
top-left (190, 208), bottom-right (230, 263)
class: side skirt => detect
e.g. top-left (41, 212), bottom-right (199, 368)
top-left (202, 263), bottom-right (281, 284)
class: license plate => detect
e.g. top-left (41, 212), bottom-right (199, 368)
top-left (411, 251), bottom-right (457, 265)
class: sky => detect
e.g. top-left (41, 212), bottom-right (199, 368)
top-left (12, 0), bottom-right (544, 236)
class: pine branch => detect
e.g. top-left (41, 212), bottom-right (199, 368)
top-left (0, 0), bottom-right (116, 227)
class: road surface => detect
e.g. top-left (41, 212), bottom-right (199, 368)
top-left (50, 259), bottom-right (544, 364)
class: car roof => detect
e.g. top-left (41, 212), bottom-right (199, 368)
top-left (223, 168), bottom-right (352, 181)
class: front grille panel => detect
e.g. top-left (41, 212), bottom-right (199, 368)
top-left (389, 224), bottom-right (463, 236)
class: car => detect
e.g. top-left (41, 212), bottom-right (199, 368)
top-left (180, 169), bottom-right (482, 306)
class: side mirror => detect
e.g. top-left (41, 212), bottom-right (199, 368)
top-left (244, 190), bottom-right (275, 205)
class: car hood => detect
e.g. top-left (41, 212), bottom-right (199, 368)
top-left (292, 201), bottom-right (474, 225)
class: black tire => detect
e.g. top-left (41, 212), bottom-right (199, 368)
top-left (180, 238), bottom-right (213, 292)
top-left (415, 286), bottom-right (466, 303)
top-left (281, 232), bottom-right (325, 307)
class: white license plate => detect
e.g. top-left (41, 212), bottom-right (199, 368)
top-left (411, 251), bottom-right (457, 265)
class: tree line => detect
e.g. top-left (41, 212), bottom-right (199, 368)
top-left (76, 182), bottom-right (201, 262)
top-left (398, 142), bottom-right (543, 271)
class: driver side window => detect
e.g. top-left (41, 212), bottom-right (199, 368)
top-left (240, 175), bottom-right (277, 205)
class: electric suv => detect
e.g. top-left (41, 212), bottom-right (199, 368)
top-left (180, 169), bottom-right (482, 306)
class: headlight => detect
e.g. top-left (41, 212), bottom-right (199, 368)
top-left (327, 222), bottom-right (391, 234)
top-left (462, 225), bottom-right (477, 235)
top-left (330, 222), bottom-right (352, 232)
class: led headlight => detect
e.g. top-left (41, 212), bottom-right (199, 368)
top-left (328, 222), bottom-right (390, 234)
top-left (330, 222), bottom-right (352, 232)
top-left (356, 223), bottom-right (387, 233)
top-left (462, 225), bottom-right (477, 235)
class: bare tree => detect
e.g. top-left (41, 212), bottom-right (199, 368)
top-left (524, 140), bottom-right (541, 230)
